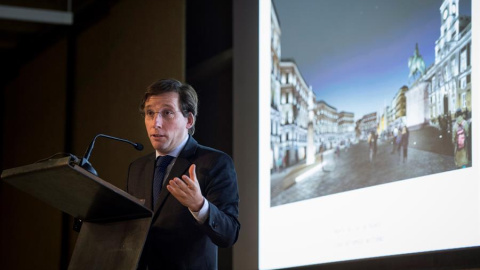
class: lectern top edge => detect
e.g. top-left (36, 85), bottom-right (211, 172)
top-left (1, 155), bottom-right (152, 222)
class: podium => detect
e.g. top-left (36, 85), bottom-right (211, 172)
top-left (1, 156), bottom-right (152, 270)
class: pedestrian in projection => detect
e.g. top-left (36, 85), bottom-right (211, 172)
top-left (396, 125), bottom-right (404, 157)
top-left (368, 131), bottom-right (377, 163)
top-left (452, 109), bottom-right (469, 168)
top-left (401, 126), bottom-right (409, 163)
top-left (391, 127), bottom-right (398, 154)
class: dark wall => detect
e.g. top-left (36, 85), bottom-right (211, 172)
top-left (186, 0), bottom-right (233, 154)
top-left (1, 39), bottom-right (68, 270)
top-left (186, 1), bottom-right (234, 269)
top-left (1, 0), bottom-right (186, 269)
top-left (0, 0), bottom-right (238, 268)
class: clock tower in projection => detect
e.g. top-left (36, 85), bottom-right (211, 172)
top-left (436, 0), bottom-right (459, 62)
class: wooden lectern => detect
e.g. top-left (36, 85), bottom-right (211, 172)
top-left (1, 156), bottom-right (152, 270)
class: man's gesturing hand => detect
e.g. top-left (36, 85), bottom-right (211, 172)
top-left (166, 164), bottom-right (204, 212)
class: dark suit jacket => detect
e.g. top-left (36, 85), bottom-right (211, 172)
top-left (127, 136), bottom-right (240, 270)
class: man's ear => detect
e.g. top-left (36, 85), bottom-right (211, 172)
top-left (186, 112), bottom-right (195, 129)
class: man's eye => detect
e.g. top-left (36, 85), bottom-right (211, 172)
top-left (163, 110), bottom-right (174, 117)
top-left (146, 110), bottom-right (155, 117)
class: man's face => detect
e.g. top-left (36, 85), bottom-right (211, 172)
top-left (144, 92), bottom-right (193, 155)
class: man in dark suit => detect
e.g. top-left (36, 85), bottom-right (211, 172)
top-left (127, 79), bottom-right (240, 269)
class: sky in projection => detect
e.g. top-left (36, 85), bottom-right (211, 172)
top-left (273, 0), bottom-right (472, 120)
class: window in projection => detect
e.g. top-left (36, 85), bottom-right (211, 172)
top-left (259, 0), bottom-right (478, 269)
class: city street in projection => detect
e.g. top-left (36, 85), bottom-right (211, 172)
top-left (270, 0), bottom-right (473, 206)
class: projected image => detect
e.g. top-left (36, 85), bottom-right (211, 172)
top-left (270, 0), bottom-right (473, 207)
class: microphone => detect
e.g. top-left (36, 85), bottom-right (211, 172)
top-left (79, 134), bottom-right (144, 176)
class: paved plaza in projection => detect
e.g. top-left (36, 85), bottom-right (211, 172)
top-left (270, 127), bottom-right (468, 207)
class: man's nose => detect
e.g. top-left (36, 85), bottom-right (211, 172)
top-left (154, 112), bottom-right (163, 127)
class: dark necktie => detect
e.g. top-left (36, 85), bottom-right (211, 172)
top-left (153, 155), bottom-right (174, 207)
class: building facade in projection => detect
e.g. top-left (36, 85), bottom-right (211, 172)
top-left (365, 0), bottom-right (471, 135)
top-left (429, 0), bottom-right (471, 119)
top-left (279, 60), bottom-right (312, 166)
top-left (271, 5), bottom-right (283, 171)
top-left (269, 0), bottom-right (471, 173)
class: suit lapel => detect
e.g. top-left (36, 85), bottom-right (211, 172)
top-left (144, 154), bottom-right (156, 210)
top-left (153, 136), bottom-right (199, 214)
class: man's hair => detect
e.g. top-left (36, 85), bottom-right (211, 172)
top-left (140, 79), bottom-right (198, 135)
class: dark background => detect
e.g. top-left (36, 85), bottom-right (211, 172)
top-left (0, 0), bottom-right (234, 269)
top-left (1, 0), bottom-right (479, 269)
